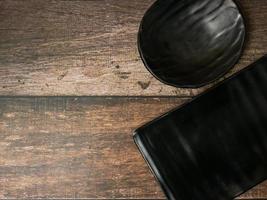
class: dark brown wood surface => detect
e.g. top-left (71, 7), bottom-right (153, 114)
top-left (1, 0), bottom-right (267, 199)
top-left (0, 97), bottom-right (266, 199)
top-left (0, 0), bottom-right (266, 96)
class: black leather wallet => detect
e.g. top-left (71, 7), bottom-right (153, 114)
top-left (134, 55), bottom-right (267, 200)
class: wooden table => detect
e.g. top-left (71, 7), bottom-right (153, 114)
top-left (0, 0), bottom-right (267, 199)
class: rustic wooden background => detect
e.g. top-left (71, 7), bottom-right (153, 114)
top-left (0, 0), bottom-right (267, 199)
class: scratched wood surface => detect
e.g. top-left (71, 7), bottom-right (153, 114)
top-left (0, 0), bottom-right (266, 96)
top-left (1, 0), bottom-right (267, 199)
top-left (0, 97), bottom-right (266, 199)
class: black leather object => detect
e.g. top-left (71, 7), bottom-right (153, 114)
top-left (138, 0), bottom-right (245, 88)
top-left (134, 56), bottom-right (267, 200)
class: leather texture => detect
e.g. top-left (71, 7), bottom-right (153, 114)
top-left (134, 56), bottom-right (267, 200)
top-left (138, 0), bottom-right (245, 88)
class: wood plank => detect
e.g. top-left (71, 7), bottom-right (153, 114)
top-left (0, 97), bottom-right (266, 199)
top-left (0, 0), bottom-right (266, 96)
top-left (0, 97), bottom-right (183, 199)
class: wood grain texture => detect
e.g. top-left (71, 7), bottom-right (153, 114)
top-left (0, 97), bottom-right (183, 199)
top-left (0, 0), bottom-right (266, 96)
top-left (1, 0), bottom-right (267, 199)
top-left (0, 97), bottom-right (266, 199)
